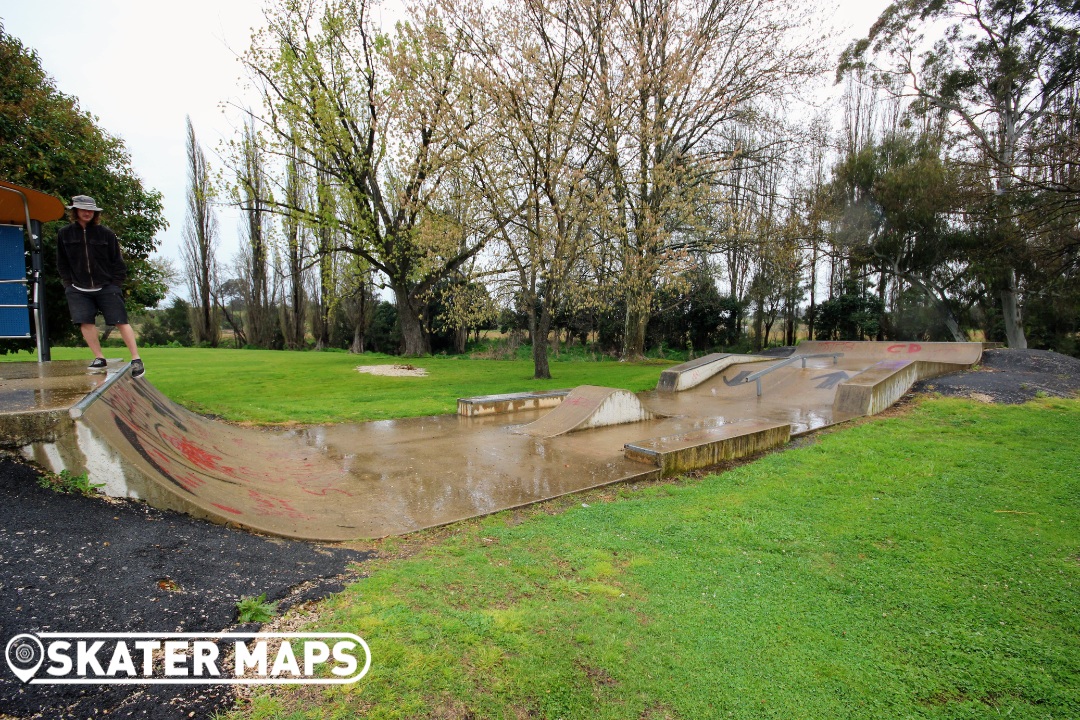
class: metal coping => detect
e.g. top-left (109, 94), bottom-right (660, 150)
top-left (69, 363), bottom-right (132, 418)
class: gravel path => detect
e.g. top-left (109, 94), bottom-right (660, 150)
top-left (0, 455), bottom-right (370, 719)
top-left (914, 348), bottom-right (1080, 404)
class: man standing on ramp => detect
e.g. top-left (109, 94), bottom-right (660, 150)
top-left (56, 195), bottom-right (144, 377)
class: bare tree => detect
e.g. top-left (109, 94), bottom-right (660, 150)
top-left (233, 116), bottom-right (277, 347)
top-left (242, 0), bottom-right (489, 355)
top-left (584, 0), bottom-right (826, 358)
top-left (455, 0), bottom-right (602, 378)
top-left (279, 142), bottom-right (308, 349)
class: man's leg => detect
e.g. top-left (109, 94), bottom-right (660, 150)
top-left (80, 323), bottom-right (104, 358)
top-left (115, 324), bottom-right (141, 360)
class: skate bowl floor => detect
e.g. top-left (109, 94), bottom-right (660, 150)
top-left (1, 342), bottom-right (982, 541)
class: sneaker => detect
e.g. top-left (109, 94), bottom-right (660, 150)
top-left (88, 357), bottom-right (107, 371)
top-left (130, 359), bottom-right (145, 378)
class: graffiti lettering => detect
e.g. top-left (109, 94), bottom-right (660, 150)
top-left (887, 343), bottom-right (922, 354)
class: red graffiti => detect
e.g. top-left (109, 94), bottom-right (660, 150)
top-left (145, 446), bottom-right (205, 491)
top-left (211, 502), bottom-right (244, 516)
top-left (169, 435), bottom-right (226, 473)
top-left (887, 343), bottom-right (922, 354)
top-left (246, 489), bottom-right (312, 520)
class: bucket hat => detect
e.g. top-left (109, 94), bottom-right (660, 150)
top-left (67, 195), bottom-right (103, 212)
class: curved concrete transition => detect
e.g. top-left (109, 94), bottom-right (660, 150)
top-left (2, 342), bottom-right (982, 541)
top-left (516, 385), bottom-right (657, 438)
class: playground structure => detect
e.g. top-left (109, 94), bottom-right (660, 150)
top-left (1, 342), bottom-right (983, 541)
top-left (0, 180), bottom-right (66, 360)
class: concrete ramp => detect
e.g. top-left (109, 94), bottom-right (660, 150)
top-left (656, 353), bottom-right (770, 392)
top-left (798, 340), bottom-right (983, 366)
top-left (3, 341), bottom-right (984, 541)
top-left (516, 385), bottom-right (656, 438)
top-left (6, 365), bottom-right (663, 541)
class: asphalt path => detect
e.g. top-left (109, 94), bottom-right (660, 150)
top-left (914, 348), bottom-right (1080, 403)
top-left (0, 455), bottom-right (371, 719)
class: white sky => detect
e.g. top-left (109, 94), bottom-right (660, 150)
top-left (1, 0), bottom-right (891, 299)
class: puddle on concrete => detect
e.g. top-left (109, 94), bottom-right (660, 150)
top-left (4, 352), bottom-right (933, 540)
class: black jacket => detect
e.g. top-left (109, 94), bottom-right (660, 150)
top-left (56, 222), bottom-right (128, 289)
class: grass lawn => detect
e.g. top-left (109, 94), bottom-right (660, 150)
top-left (224, 397), bottom-right (1080, 720)
top-left (6, 347), bottom-right (1078, 717)
top-left (2, 346), bottom-right (671, 424)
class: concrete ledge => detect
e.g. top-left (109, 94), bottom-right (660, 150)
top-left (624, 419), bottom-right (791, 477)
top-left (0, 409), bottom-right (72, 448)
top-left (833, 360), bottom-right (917, 417)
top-left (457, 389), bottom-right (571, 417)
top-left (834, 357), bottom-right (979, 417)
top-left (656, 353), bottom-right (770, 392)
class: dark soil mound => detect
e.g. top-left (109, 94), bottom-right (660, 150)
top-left (914, 348), bottom-right (1080, 404)
top-left (0, 455), bottom-right (371, 719)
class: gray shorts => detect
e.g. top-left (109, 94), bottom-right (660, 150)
top-left (65, 285), bottom-right (129, 326)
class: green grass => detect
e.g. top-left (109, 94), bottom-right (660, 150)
top-left (35, 468), bottom-right (104, 496)
top-left (230, 398), bottom-right (1080, 720)
top-left (7, 347), bottom-right (1078, 717)
top-left (2, 346), bottom-right (670, 424)
top-left (236, 593), bottom-right (279, 624)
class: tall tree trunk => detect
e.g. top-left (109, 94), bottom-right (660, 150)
top-left (1000, 269), bottom-right (1027, 348)
top-left (622, 306), bottom-right (649, 361)
top-left (531, 305), bottom-right (552, 380)
top-left (392, 283), bottom-right (430, 356)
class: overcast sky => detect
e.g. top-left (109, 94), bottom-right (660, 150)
top-left (1, 0), bottom-right (891, 299)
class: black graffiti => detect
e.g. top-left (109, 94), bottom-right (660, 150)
top-left (114, 415), bottom-right (194, 495)
top-left (813, 371), bottom-right (850, 389)
top-left (723, 371), bottom-right (752, 386)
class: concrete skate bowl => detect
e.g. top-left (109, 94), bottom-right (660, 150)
top-left (5, 341), bottom-right (982, 542)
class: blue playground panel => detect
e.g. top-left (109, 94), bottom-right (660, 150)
top-left (0, 224), bottom-right (30, 337)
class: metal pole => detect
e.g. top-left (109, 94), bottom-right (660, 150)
top-left (29, 219), bottom-right (49, 360)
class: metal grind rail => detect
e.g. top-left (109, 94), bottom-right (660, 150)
top-left (745, 353), bottom-right (844, 396)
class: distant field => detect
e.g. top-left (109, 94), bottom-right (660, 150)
top-left (1, 346), bottom-right (672, 424)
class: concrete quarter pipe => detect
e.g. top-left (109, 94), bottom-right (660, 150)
top-left (1, 342), bottom-right (981, 541)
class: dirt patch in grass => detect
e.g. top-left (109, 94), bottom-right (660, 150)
top-left (356, 363), bottom-right (429, 377)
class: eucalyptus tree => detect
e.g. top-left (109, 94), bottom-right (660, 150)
top-left (243, 0), bottom-right (487, 355)
top-left (831, 131), bottom-right (973, 341)
top-left (839, 0), bottom-right (1080, 347)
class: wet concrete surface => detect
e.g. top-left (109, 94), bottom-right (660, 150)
top-left (76, 361), bottom-right (861, 540)
top-left (2, 343), bottom-right (985, 541)
top-left (0, 360), bottom-right (115, 415)
top-left (79, 375), bottom-right (667, 540)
